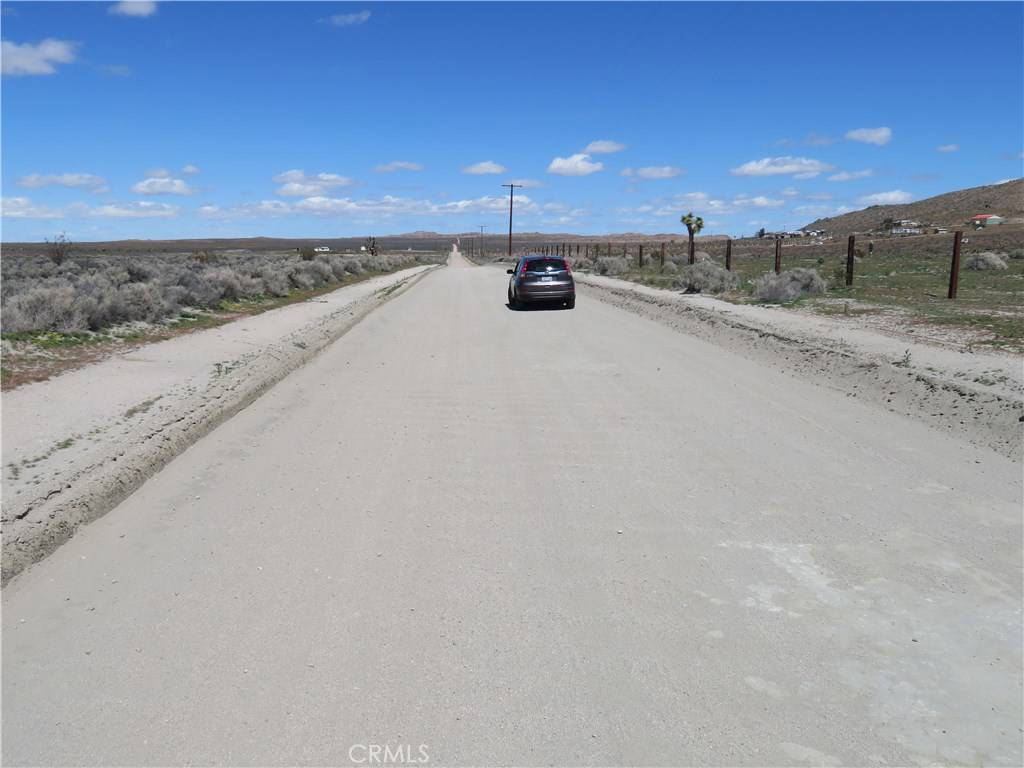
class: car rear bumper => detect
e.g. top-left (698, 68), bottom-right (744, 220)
top-left (519, 283), bottom-right (575, 300)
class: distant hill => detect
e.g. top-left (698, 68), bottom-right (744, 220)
top-left (803, 179), bottom-right (1024, 235)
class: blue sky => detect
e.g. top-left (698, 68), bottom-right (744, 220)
top-left (2, 1), bottom-right (1022, 241)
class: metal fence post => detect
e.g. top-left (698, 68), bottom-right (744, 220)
top-left (638, 243), bottom-right (644, 268)
top-left (948, 230), bottom-right (963, 299)
top-left (660, 241), bottom-right (666, 269)
top-left (725, 239), bottom-right (732, 271)
top-left (845, 234), bottom-right (856, 287)
top-left (774, 238), bottom-right (782, 274)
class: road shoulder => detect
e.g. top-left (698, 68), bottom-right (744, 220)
top-left (1, 265), bottom-right (439, 585)
top-left (575, 272), bottom-right (1023, 460)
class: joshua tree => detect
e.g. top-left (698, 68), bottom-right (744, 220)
top-left (680, 212), bottom-right (704, 264)
top-left (46, 232), bottom-right (72, 265)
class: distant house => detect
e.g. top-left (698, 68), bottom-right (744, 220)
top-left (971, 214), bottom-right (1005, 228)
top-left (313, 246), bottom-right (331, 253)
top-left (891, 225), bottom-right (923, 235)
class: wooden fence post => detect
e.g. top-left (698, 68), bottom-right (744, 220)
top-left (845, 234), bottom-right (856, 287)
top-left (774, 238), bottom-right (782, 274)
top-left (638, 244), bottom-right (644, 268)
top-left (660, 241), bottom-right (667, 269)
top-left (948, 230), bottom-right (963, 299)
top-left (725, 239), bottom-right (732, 271)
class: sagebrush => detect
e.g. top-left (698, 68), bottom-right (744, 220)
top-left (1, 250), bottom-right (442, 333)
top-left (673, 261), bottom-right (739, 294)
top-left (752, 268), bottom-right (827, 301)
top-left (965, 251), bottom-right (1009, 271)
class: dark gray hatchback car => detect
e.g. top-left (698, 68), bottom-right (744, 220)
top-left (507, 255), bottom-right (575, 309)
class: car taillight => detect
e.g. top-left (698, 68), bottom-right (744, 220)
top-left (519, 263), bottom-right (528, 277)
top-left (563, 260), bottom-right (572, 276)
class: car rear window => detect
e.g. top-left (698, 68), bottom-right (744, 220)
top-left (525, 259), bottom-right (567, 272)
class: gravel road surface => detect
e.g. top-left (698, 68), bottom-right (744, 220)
top-left (3, 250), bottom-right (1020, 766)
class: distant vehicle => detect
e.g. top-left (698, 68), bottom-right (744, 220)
top-left (313, 246), bottom-right (331, 253)
top-left (507, 254), bottom-right (575, 309)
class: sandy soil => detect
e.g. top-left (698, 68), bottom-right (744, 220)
top-left (3, 250), bottom-right (1019, 766)
top-left (1, 265), bottom-right (437, 583)
top-left (575, 273), bottom-right (1023, 460)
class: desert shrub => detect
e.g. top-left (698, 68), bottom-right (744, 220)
top-left (258, 267), bottom-right (291, 297)
top-left (661, 262), bottom-right (679, 274)
top-left (299, 247), bottom-right (316, 261)
top-left (46, 233), bottom-right (73, 266)
top-left (325, 256), bottom-right (349, 281)
top-left (966, 251), bottom-right (1008, 270)
top-left (1, 247), bottom-right (439, 334)
top-left (3, 286), bottom-right (88, 332)
top-left (1007, 248), bottom-right (1024, 260)
top-left (752, 268), bottom-right (827, 302)
top-left (674, 261), bottom-right (738, 294)
top-left (693, 250), bottom-right (711, 263)
top-left (174, 270), bottom-right (225, 307)
top-left (597, 257), bottom-right (628, 276)
top-left (104, 283), bottom-right (169, 324)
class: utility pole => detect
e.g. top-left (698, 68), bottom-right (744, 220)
top-left (501, 183), bottom-right (522, 259)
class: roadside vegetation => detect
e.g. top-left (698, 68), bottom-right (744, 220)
top-left (1, 246), bottom-right (444, 388)
top-left (506, 226), bottom-right (1023, 350)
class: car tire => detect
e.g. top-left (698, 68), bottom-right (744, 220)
top-left (508, 290), bottom-right (520, 310)
top-left (565, 296), bottom-right (576, 309)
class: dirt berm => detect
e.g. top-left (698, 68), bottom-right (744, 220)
top-left (574, 272), bottom-right (1023, 461)
top-left (1, 265), bottom-right (439, 586)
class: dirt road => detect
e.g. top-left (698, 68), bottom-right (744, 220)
top-left (3, 250), bottom-right (1020, 766)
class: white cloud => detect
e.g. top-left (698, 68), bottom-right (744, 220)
top-left (374, 160), bottom-right (424, 173)
top-left (109, 1), bottom-right (157, 17)
top-left (936, 144), bottom-right (959, 153)
top-left (845, 126), bottom-right (892, 146)
top-left (584, 140), bottom-right (626, 154)
top-left (780, 187), bottom-right (800, 197)
top-left (993, 179), bottom-right (1015, 185)
top-left (18, 173), bottom-right (108, 191)
top-left (805, 192), bottom-right (833, 201)
top-left (1, 196), bottom-right (63, 218)
top-left (86, 201), bottom-right (178, 218)
top-left (198, 200), bottom-right (291, 220)
top-left (735, 195), bottom-right (784, 208)
top-left (203, 193), bottom-right (546, 219)
top-left (730, 156), bottom-right (833, 178)
top-left (827, 169), bottom-right (874, 182)
top-left (858, 189), bottom-right (913, 205)
top-left (146, 168), bottom-right (171, 178)
top-left (647, 191), bottom-right (784, 216)
top-left (272, 169), bottom-right (353, 196)
top-left (1, 39), bottom-right (77, 76)
top-left (182, 164), bottom-right (201, 174)
top-left (629, 166), bottom-right (684, 179)
top-left (461, 160), bottom-right (506, 175)
top-left (803, 133), bottom-right (836, 146)
top-left (325, 10), bottom-right (371, 26)
top-left (132, 176), bottom-right (194, 195)
top-left (508, 178), bottom-right (544, 188)
top-left (547, 153), bottom-right (603, 176)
